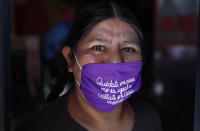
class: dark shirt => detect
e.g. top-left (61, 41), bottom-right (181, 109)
top-left (14, 94), bottom-right (162, 131)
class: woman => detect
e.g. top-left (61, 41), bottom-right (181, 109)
top-left (15, 1), bottom-right (162, 131)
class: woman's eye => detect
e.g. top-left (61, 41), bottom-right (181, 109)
top-left (92, 45), bottom-right (105, 51)
top-left (122, 47), bottom-right (136, 53)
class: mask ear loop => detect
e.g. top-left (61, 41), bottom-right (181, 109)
top-left (75, 79), bottom-right (80, 87)
top-left (73, 50), bottom-right (82, 87)
top-left (73, 50), bottom-right (82, 70)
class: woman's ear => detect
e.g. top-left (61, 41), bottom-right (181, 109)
top-left (62, 46), bottom-right (73, 72)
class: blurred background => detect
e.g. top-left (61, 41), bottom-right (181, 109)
top-left (0, 0), bottom-right (199, 131)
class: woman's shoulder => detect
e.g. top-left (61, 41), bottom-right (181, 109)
top-left (14, 94), bottom-right (79, 131)
top-left (129, 97), bottom-right (162, 131)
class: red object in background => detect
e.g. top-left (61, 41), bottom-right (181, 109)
top-left (156, 15), bottom-right (198, 49)
top-left (160, 17), bottom-right (175, 31)
top-left (14, 0), bottom-right (47, 35)
top-left (160, 16), bottom-right (198, 38)
top-left (62, 10), bottom-right (75, 22)
top-left (176, 16), bottom-right (198, 37)
top-left (154, 0), bottom-right (198, 49)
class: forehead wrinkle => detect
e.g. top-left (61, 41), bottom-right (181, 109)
top-left (85, 18), bottom-right (139, 46)
top-left (87, 37), bottom-right (112, 44)
top-left (118, 40), bottom-right (140, 47)
top-left (109, 19), bottom-right (127, 46)
top-left (115, 20), bottom-right (140, 47)
top-left (109, 18), bottom-right (124, 44)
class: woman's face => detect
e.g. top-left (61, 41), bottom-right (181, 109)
top-left (65, 18), bottom-right (142, 84)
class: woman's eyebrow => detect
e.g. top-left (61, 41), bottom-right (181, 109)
top-left (87, 37), bottom-right (140, 46)
top-left (88, 38), bottom-right (112, 44)
top-left (119, 40), bottom-right (140, 46)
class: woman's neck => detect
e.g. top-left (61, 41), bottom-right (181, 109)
top-left (67, 88), bottom-right (127, 129)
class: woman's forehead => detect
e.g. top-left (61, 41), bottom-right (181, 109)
top-left (83, 18), bottom-right (139, 44)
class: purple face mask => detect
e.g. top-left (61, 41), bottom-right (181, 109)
top-left (74, 52), bottom-right (143, 112)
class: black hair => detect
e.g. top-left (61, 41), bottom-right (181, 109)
top-left (47, 0), bottom-right (145, 101)
top-left (64, 0), bottom-right (144, 56)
